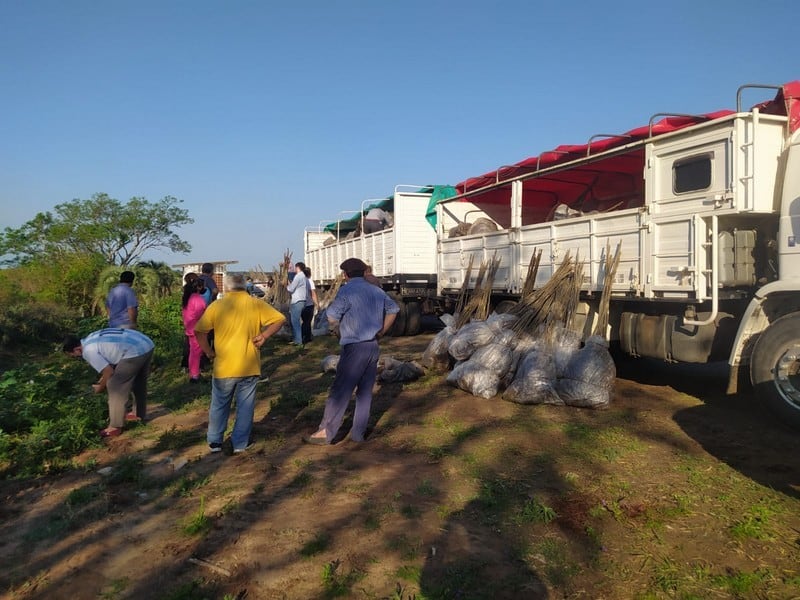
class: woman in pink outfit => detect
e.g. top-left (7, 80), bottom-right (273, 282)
top-left (181, 276), bottom-right (207, 382)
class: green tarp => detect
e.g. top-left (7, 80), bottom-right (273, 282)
top-left (425, 185), bottom-right (458, 229)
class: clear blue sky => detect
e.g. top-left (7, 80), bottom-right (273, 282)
top-left (1, 0), bottom-right (796, 272)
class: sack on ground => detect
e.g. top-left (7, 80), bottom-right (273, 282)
top-left (446, 360), bottom-right (500, 399)
top-left (470, 342), bottom-right (514, 379)
top-left (502, 345), bottom-right (563, 405)
top-left (422, 326), bottom-right (455, 371)
top-left (447, 320), bottom-right (495, 361)
top-left (379, 356), bottom-right (425, 382)
top-left (321, 355), bottom-right (339, 374)
top-left (555, 336), bottom-right (615, 408)
top-left (550, 326), bottom-right (583, 377)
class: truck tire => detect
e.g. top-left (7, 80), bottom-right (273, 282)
top-left (389, 295), bottom-right (407, 337)
top-left (750, 312), bottom-right (800, 429)
top-left (405, 301), bottom-right (421, 336)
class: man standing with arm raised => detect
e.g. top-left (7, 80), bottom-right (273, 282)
top-left (304, 258), bottom-right (399, 445)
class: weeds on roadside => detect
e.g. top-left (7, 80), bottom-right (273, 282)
top-left (729, 502), bottom-right (775, 540)
top-left (514, 497), bottom-right (557, 524)
top-left (181, 496), bottom-right (211, 536)
top-left (320, 559), bottom-right (366, 598)
top-left (154, 425), bottom-right (205, 452)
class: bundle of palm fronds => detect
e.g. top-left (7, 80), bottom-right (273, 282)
top-left (454, 252), bottom-right (501, 329)
top-left (592, 242), bottom-right (622, 337)
top-left (510, 251), bottom-right (584, 338)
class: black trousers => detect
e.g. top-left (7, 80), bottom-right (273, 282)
top-left (301, 305), bottom-right (314, 344)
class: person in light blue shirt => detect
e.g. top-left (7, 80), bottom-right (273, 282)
top-left (63, 328), bottom-right (155, 437)
top-left (304, 258), bottom-right (398, 445)
top-left (106, 271), bottom-right (138, 329)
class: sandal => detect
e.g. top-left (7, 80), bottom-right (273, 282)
top-left (100, 427), bottom-right (123, 438)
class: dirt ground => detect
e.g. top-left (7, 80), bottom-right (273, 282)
top-left (1, 333), bottom-right (799, 600)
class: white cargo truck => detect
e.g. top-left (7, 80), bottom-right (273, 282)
top-left (435, 81), bottom-right (800, 427)
top-left (304, 185), bottom-right (442, 335)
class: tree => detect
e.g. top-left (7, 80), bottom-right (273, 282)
top-left (92, 261), bottom-right (180, 313)
top-left (0, 193), bottom-right (194, 266)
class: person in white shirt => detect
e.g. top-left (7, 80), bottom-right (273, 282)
top-left (286, 262), bottom-right (309, 346)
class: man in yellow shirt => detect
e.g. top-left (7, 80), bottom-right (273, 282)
top-left (195, 273), bottom-right (286, 454)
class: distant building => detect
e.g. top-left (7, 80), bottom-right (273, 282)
top-left (172, 260), bottom-right (238, 293)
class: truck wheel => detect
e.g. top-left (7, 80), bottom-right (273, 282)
top-left (405, 301), bottom-right (421, 336)
top-left (389, 296), bottom-right (407, 337)
top-left (750, 312), bottom-right (800, 429)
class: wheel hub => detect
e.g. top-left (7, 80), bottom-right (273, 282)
top-left (775, 343), bottom-right (800, 409)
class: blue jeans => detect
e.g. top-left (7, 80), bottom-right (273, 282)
top-left (208, 375), bottom-right (258, 450)
top-left (290, 301), bottom-right (305, 344)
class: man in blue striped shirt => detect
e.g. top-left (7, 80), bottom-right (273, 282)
top-left (64, 328), bottom-right (155, 438)
top-left (304, 258), bottom-right (399, 445)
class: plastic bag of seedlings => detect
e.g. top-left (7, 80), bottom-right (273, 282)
top-left (555, 336), bottom-right (615, 409)
top-left (312, 308), bottom-right (330, 336)
top-left (493, 328), bottom-right (517, 348)
top-left (379, 356), bottom-right (425, 383)
top-left (448, 320), bottom-right (496, 361)
top-left (446, 360), bottom-right (500, 399)
top-left (470, 342), bottom-right (514, 379)
top-left (514, 331), bottom-right (540, 354)
top-left (422, 326), bottom-right (455, 371)
top-left (502, 345), bottom-right (563, 405)
top-left (439, 313), bottom-right (456, 328)
top-left (321, 355), bottom-right (339, 374)
top-left (486, 311), bottom-right (518, 334)
top-left (550, 326), bottom-right (583, 377)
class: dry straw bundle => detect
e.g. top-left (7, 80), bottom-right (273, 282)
top-left (272, 249), bottom-right (293, 307)
top-left (593, 242), bottom-right (622, 337)
top-left (511, 251), bottom-right (584, 338)
top-left (521, 248), bottom-right (542, 299)
top-left (454, 254), bottom-right (475, 320)
top-left (455, 252), bottom-right (501, 329)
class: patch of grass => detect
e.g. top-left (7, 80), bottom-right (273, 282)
top-left (181, 496), bottom-right (211, 536)
top-left (400, 504), bottom-right (422, 519)
top-left (711, 568), bottom-right (771, 595)
top-left (415, 479), bottom-right (437, 497)
top-left (320, 559), bottom-right (365, 598)
top-left (99, 577), bottom-right (129, 599)
top-left (386, 534), bottom-right (422, 560)
top-left (394, 564), bottom-right (422, 583)
top-left (533, 538), bottom-right (580, 588)
top-left (514, 497), bottom-right (557, 524)
top-left (107, 455), bottom-right (146, 485)
top-left (159, 579), bottom-right (217, 600)
top-left (153, 425), bottom-right (205, 451)
top-left (272, 388), bottom-right (315, 416)
top-left (23, 514), bottom-right (71, 543)
top-left (300, 532), bottom-right (331, 557)
top-left (729, 502), bottom-right (775, 540)
top-left (65, 483), bottom-right (104, 507)
top-left (165, 473), bottom-right (211, 498)
top-left (651, 556), bottom-right (681, 593)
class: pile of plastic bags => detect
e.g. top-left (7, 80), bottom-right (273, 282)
top-left (422, 311), bottom-right (615, 408)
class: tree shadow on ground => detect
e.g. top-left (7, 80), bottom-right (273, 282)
top-left (616, 355), bottom-right (800, 500)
